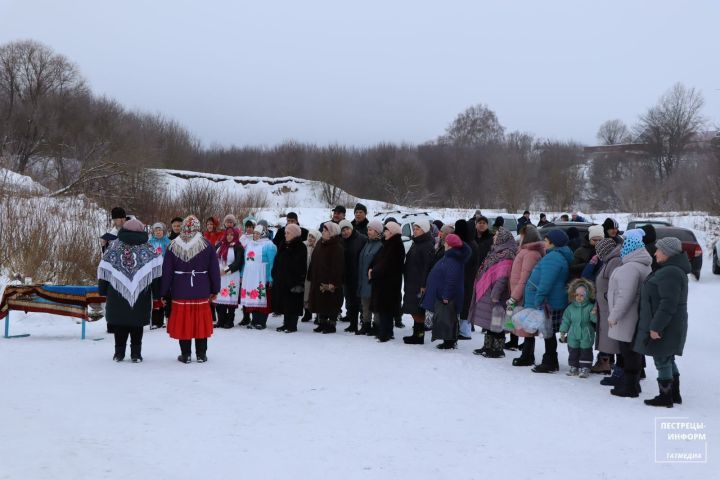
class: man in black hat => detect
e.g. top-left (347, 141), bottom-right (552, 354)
top-left (351, 203), bottom-right (369, 237)
top-left (319, 205), bottom-right (346, 230)
top-left (537, 213), bottom-right (550, 227)
top-left (516, 210), bottom-right (532, 234)
top-left (101, 207), bottom-right (128, 252)
top-left (274, 212), bottom-right (309, 248)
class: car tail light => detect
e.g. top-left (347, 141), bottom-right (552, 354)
top-left (694, 245), bottom-right (702, 257)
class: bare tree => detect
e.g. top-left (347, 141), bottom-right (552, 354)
top-left (597, 119), bottom-right (632, 145)
top-left (635, 83), bottom-right (705, 179)
top-left (438, 103), bottom-right (505, 147)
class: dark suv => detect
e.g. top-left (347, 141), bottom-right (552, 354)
top-left (653, 227), bottom-right (703, 280)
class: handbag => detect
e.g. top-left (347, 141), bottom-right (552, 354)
top-left (431, 300), bottom-right (458, 342)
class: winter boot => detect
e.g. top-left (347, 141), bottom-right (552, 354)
top-left (113, 344), bottom-right (125, 362)
top-left (600, 365), bottom-right (625, 386)
top-left (195, 338), bottom-right (208, 363)
top-left (394, 316), bottom-right (405, 328)
top-left (672, 375), bottom-right (682, 404)
top-left (301, 309), bottom-right (312, 323)
top-left (481, 336), bottom-right (505, 358)
top-left (130, 343), bottom-right (143, 363)
top-left (436, 340), bottom-right (457, 350)
top-left (504, 334), bottom-right (519, 351)
top-left (566, 367), bottom-right (579, 376)
top-left (403, 324), bottom-right (425, 345)
top-left (178, 340), bottom-right (192, 364)
top-left (323, 320), bottom-right (336, 334)
top-left (473, 335), bottom-right (493, 356)
top-left (578, 367), bottom-right (591, 378)
top-left (239, 309), bottom-right (251, 326)
top-left (591, 355), bottom-right (612, 375)
top-left (532, 353), bottom-right (559, 373)
top-left (644, 379), bottom-right (674, 408)
top-left (344, 312), bottom-right (358, 333)
top-left (512, 337), bottom-right (535, 366)
top-left (356, 321), bottom-right (370, 335)
top-left (313, 317), bottom-right (325, 333)
top-left (610, 373), bottom-right (640, 398)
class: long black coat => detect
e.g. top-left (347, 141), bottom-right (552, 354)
top-left (351, 218), bottom-right (369, 237)
top-left (308, 236), bottom-right (345, 316)
top-left (271, 238), bottom-right (308, 317)
top-left (370, 235), bottom-right (406, 315)
top-left (402, 232), bottom-right (435, 315)
top-left (461, 239), bottom-right (480, 319)
top-left (570, 239), bottom-right (594, 279)
top-left (99, 230), bottom-right (161, 328)
top-left (343, 230), bottom-right (368, 296)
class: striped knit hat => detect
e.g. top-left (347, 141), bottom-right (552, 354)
top-left (595, 238), bottom-right (617, 261)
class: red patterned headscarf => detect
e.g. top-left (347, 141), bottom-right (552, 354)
top-left (217, 227), bottom-right (241, 262)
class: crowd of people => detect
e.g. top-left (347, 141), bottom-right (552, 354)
top-left (98, 204), bottom-right (691, 408)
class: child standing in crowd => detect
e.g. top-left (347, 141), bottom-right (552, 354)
top-left (559, 279), bottom-right (597, 378)
top-left (204, 217), bottom-right (224, 247)
top-left (149, 222), bottom-right (171, 329)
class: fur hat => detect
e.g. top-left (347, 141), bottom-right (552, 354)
top-left (445, 234), bottom-right (463, 249)
top-left (223, 214), bottom-right (237, 226)
top-left (545, 229), bottom-right (569, 248)
top-left (368, 220), bottom-right (384, 235)
top-left (414, 219), bottom-right (431, 234)
top-left (385, 221), bottom-right (402, 237)
top-left (285, 223), bottom-right (301, 239)
top-left (588, 225), bottom-right (604, 240)
top-left (567, 278), bottom-right (596, 303)
top-left (338, 219), bottom-right (353, 232)
top-left (595, 238), bottom-right (618, 261)
top-left (323, 221), bottom-right (341, 237)
top-left (656, 237), bottom-right (683, 256)
top-left (123, 218), bottom-right (145, 232)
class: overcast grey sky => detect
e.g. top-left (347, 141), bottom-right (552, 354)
top-left (1, 0), bottom-right (718, 147)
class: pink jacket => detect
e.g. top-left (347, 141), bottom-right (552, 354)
top-left (509, 241), bottom-right (545, 303)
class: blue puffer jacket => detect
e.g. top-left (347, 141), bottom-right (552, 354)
top-left (421, 244), bottom-right (471, 313)
top-left (524, 246), bottom-right (573, 310)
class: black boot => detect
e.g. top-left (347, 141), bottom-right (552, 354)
top-left (239, 309), bottom-right (251, 326)
top-left (512, 338), bottom-right (535, 366)
top-left (394, 316), bottom-right (405, 328)
top-left (313, 317), bottom-right (325, 333)
top-left (473, 334), bottom-right (492, 355)
top-left (610, 372), bottom-right (640, 398)
top-left (532, 352), bottom-right (559, 373)
top-left (644, 379), bottom-right (674, 408)
top-left (403, 324), bottom-right (425, 345)
top-left (113, 345), bottom-right (125, 362)
top-left (344, 312), bottom-right (358, 332)
top-left (178, 340), bottom-right (192, 363)
top-left (436, 340), bottom-right (456, 350)
top-left (301, 309), bottom-right (312, 323)
top-left (672, 375), bottom-right (682, 404)
top-left (323, 320), bottom-right (337, 334)
top-left (600, 365), bottom-right (624, 386)
top-left (482, 335), bottom-right (505, 358)
top-left (504, 334), bottom-right (519, 351)
top-left (356, 322), bottom-right (370, 335)
top-left (195, 338), bottom-right (208, 363)
top-left (130, 343), bottom-right (143, 363)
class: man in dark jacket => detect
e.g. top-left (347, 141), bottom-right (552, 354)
top-left (340, 220), bottom-right (367, 332)
top-left (537, 213), bottom-right (550, 227)
top-left (273, 212), bottom-right (309, 248)
top-left (641, 224), bottom-right (659, 272)
top-left (168, 217), bottom-right (183, 241)
top-left (516, 211), bottom-right (532, 234)
top-left (456, 219), bottom-right (480, 340)
top-left (351, 203), bottom-right (369, 237)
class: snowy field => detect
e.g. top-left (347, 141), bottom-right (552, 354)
top-left (1, 261), bottom-right (717, 479)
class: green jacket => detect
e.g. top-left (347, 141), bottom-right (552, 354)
top-left (633, 252), bottom-right (690, 357)
top-left (560, 300), bottom-right (597, 349)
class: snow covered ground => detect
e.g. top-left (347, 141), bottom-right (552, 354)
top-left (1, 261), bottom-right (717, 479)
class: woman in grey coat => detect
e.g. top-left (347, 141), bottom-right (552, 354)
top-left (592, 239), bottom-right (622, 377)
top-left (357, 220), bottom-right (384, 335)
top-left (606, 231), bottom-right (652, 398)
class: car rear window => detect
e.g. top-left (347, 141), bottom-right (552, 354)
top-left (654, 229), bottom-right (697, 242)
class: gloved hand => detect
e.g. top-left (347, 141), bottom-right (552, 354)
top-left (559, 332), bottom-right (567, 343)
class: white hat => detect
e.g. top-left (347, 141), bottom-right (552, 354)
top-left (414, 219), bottom-right (431, 234)
top-left (338, 219), bottom-right (353, 231)
top-left (588, 225), bottom-right (604, 240)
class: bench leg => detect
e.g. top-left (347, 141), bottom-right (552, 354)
top-left (4, 311), bottom-right (30, 339)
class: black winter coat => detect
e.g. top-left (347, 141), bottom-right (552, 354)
top-left (271, 238), bottom-right (308, 317)
top-left (370, 235), bottom-right (406, 315)
top-left (99, 230), bottom-right (160, 328)
top-left (343, 230), bottom-right (368, 295)
top-left (351, 218), bottom-right (369, 237)
top-left (308, 237), bottom-right (345, 315)
top-left (570, 240), bottom-right (594, 279)
top-left (402, 232), bottom-right (435, 315)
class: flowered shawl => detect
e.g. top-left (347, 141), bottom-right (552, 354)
top-left (217, 227), bottom-right (241, 262)
top-left (168, 215), bottom-right (209, 262)
top-left (97, 238), bottom-right (163, 306)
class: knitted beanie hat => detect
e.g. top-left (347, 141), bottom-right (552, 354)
top-left (588, 225), bottom-right (604, 240)
top-left (338, 219), bottom-right (353, 231)
top-left (445, 234), bottom-right (463, 249)
top-left (151, 222), bottom-right (166, 233)
top-left (522, 225), bottom-right (541, 244)
top-left (123, 218), bottom-right (145, 232)
top-left (368, 220), bottom-right (384, 235)
top-left (385, 221), bottom-right (402, 237)
top-left (656, 237), bottom-right (683, 256)
top-left (595, 238), bottom-right (617, 261)
top-left (545, 229), bottom-right (569, 248)
top-left (414, 219), bottom-right (431, 234)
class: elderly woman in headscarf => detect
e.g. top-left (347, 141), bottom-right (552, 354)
top-left (469, 227), bottom-right (518, 358)
top-left (593, 238), bottom-right (623, 380)
top-left (98, 218), bottom-right (164, 362)
top-left (213, 227), bottom-right (245, 329)
top-left (161, 215), bottom-right (221, 363)
top-left (240, 223), bottom-right (278, 329)
top-left (308, 221), bottom-right (345, 334)
top-left (635, 237), bottom-right (690, 408)
top-left (370, 221), bottom-right (406, 342)
top-left (301, 229), bottom-right (321, 323)
top-left (272, 223), bottom-right (308, 333)
top-left (357, 219), bottom-right (384, 335)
